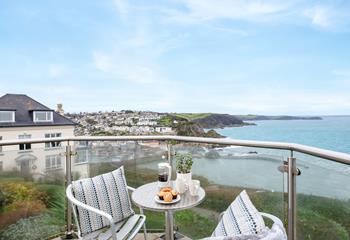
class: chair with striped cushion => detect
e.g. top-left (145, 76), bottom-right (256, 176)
top-left (66, 166), bottom-right (147, 240)
top-left (208, 190), bottom-right (287, 240)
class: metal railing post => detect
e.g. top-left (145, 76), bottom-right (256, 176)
top-left (65, 142), bottom-right (74, 238)
top-left (167, 143), bottom-right (172, 166)
top-left (288, 153), bottom-right (297, 240)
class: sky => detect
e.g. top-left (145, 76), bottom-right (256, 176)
top-left (0, 0), bottom-right (350, 115)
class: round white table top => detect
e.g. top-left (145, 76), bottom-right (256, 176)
top-left (131, 181), bottom-right (205, 212)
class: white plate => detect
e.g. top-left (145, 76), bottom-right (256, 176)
top-left (154, 195), bottom-right (181, 204)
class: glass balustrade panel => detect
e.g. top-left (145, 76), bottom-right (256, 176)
top-left (294, 152), bottom-right (350, 239)
top-left (0, 143), bottom-right (67, 240)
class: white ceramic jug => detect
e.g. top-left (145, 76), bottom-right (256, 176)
top-left (176, 171), bottom-right (192, 193)
top-left (175, 177), bottom-right (187, 194)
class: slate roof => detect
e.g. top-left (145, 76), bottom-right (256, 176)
top-left (0, 94), bottom-right (76, 128)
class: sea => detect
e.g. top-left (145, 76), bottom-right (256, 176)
top-left (217, 116), bottom-right (350, 154)
top-left (141, 116), bottom-right (350, 200)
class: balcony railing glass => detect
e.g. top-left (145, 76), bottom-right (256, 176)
top-left (294, 152), bottom-right (350, 239)
top-left (0, 136), bottom-right (349, 240)
top-left (0, 146), bottom-right (66, 240)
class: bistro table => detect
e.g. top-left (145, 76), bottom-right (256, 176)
top-left (131, 181), bottom-right (206, 240)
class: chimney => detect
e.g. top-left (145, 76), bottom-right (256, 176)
top-left (56, 103), bottom-right (64, 115)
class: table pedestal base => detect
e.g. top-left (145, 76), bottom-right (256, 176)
top-left (165, 211), bottom-right (174, 240)
top-left (160, 211), bottom-right (186, 240)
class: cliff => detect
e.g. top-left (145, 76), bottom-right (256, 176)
top-left (192, 114), bottom-right (249, 129)
top-left (160, 114), bottom-right (224, 138)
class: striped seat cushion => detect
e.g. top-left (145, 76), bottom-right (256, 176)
top-left (212, 190), bottom-right (265, 237)
top-left (71, 166), bottom-right (134, 236)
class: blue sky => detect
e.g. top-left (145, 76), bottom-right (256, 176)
top-left (0, 0), bottom-right (350, 115)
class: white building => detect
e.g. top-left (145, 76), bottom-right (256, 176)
top-left (0, 94), bottom-right (76, 180)
top-left (155, 126), bottom-right (174, 134)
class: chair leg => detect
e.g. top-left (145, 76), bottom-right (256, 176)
top-left (140, 208), bottom-right (148, 240)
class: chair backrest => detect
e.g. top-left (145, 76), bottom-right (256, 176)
top-left (70, 166), bottom-right (134, 236)
top-left (212, 190), bottom-right (266, 237)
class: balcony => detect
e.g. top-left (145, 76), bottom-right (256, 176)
top-left (0, 136), bottom-right (349, 240)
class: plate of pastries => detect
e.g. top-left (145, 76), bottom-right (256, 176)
top-left (155, 187), bottom-right (180, 204)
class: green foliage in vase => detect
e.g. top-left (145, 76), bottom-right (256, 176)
top-left (176, 153), bottom-right (193, 173)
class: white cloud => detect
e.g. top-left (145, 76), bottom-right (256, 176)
top-left (302, 5), bottom-right (350, 31)
top-left (92, 51), bottom-right (159, 84)
top-left (113, 0), bottom-right (129, 18)
top-left (166, 0), bottom-right (294, 23)
top-left (304, 6), bottom-right (331, 28)
top-left (91, 18), bottom-right (187, 84)
top-left (209, 26), bottom-right (250, 36)
top-left (159, 0), bottom-right (350, 32)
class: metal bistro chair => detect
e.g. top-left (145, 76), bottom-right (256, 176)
top-left (209, 190), bottom-right (287, 240)
top-left (66, 166), bottom-right (147, 240)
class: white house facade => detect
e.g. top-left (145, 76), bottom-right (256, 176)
top-left (0, 94), bottom-right (77, 180)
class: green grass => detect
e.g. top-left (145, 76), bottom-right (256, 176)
top-left (175, 113), bottom-right (213, 121)
top-left (297, 209), bottom-right (348, 240)
top-left (137, 209), bottom-right (217, 239)
top-left (36, 184), bottom-right (66, 226)
top-left (158, 115), bottom-right (174, 126)
top-left (175, 210), bottom-right (216, 238)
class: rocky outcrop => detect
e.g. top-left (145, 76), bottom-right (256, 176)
top-left (163, 114), bottom-right (224, 138)
top-left (193, 114), bottom-right (246, 129)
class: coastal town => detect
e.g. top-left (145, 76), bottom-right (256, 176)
top-left (66, 110), bottom-right (175, 136)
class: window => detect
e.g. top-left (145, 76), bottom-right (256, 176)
top-left (18, 134), bottom-right (31, 151)
top-left (45, 155), bottom-right (62, 169)
top-left (0, 111), bottom-right (15, 122)
top-left (45, 133), bottom-right (62, 148)
top-left (33, 111), bottom-right (53, 122)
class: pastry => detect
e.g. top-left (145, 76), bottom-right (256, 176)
top-left (163, 192), bottom-right (173, 202)
top-left (157, 191), bottom-right (165, 200)
top-left (161, 187), bottom-right (172, 192)
top-left (157, 187), bottom-right (179, 202)
top-left (171, 190), bottom-right (178, 199)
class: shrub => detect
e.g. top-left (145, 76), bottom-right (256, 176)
top-left (0, 189), bottom-right (8, 212)
top-left (0, 182), bottom-right (48, 229)
top-left (0, 182), bottom-right (48, 204)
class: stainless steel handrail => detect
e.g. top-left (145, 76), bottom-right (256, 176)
top-left (0, 135), bottom-right (349, 165)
